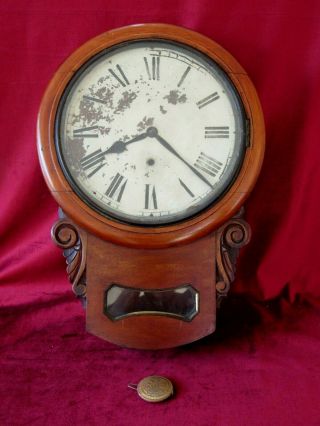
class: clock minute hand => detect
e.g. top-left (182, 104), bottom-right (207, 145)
top-left (150, 128), bottom-right (214, 190)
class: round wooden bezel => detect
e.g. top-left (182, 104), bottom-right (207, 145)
top-left (37, 23), bottom-right (265, 249)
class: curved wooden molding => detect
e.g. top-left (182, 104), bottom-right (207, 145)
top-left (38, 23), bottom-right (265, 249)
top-left (215, 208), bottom-right (251, 305)
top-left (51, 215), bottom-right (87, 297)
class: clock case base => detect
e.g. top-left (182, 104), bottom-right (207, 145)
top-left (51, 209), bottom-right (250, 350)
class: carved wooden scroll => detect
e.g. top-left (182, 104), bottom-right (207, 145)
top-left (215, 209), bottom-right (251, 306)
top-left (51, 206), bottom-right (250, 309)
top-left (51, 211), bottom-right (87, 298)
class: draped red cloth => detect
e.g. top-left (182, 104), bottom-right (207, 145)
top-left (1, 1), bottom-right (320, 425)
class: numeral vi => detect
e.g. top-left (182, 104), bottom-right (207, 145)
top-left (144, 184), bottom-right (158, 209)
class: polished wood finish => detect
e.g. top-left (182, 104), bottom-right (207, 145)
top-left (85, 233), bottom-right (216, 349)
top-left (51, 209), bottom-right (250, 349)
top-left (38, 23), bottom-right (265, 249)
top-left (51, 210), bottom-right (87, 297)
top-left (41, 24), bottom-right (263, 349)
top-left (215, 207), bottom-right (251, 306)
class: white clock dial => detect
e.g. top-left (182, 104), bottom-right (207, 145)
top-left (56, 40), bottom-right (246, 225)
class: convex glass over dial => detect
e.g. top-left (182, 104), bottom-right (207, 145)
top-left (56, 39), bottom-right (247, 225)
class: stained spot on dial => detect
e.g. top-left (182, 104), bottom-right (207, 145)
top-left (147, 158), bottom-right (155, 166)
top-left (98, 76), bottom-right (106, 84)
top-left (64, 136), bottom-right (86, 178)
top-left (72, 87), bottom-right (114, 126)
top-left (137, 116), bottom-right (154, 132)
top-left (72, 100), bottom-right (102, 126)
top-left (100, 127), bottom-right (111, 135)
top-left (94, 87), bottom-right (114, 102)
top-left (164, 90), bottom-right (187, 105)
top-left (115, 91), bottom-right (137, 113)
top-left (160, 105), bottom-right (167, 114)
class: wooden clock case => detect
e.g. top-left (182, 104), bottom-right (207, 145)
top-left (37, 24), bottom-right (265, 349)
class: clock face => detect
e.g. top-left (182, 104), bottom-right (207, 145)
top-left (56, 39), bottom-right (247, 225)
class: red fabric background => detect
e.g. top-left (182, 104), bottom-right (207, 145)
top-left (1, 1), bottom-right (320, 425)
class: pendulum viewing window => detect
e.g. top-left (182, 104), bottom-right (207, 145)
top-left (104, 284), bottom-right (199, 321)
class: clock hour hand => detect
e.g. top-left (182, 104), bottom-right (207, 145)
top-left (148, 127), bottom-right (214, 190)
top-left (104, 132), bottom-right (148, 155)
top-left (81, 132), bottom-right (149, 176)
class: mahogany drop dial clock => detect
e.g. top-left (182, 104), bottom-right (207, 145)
top-left (38, 24), bottom-right (264, 349)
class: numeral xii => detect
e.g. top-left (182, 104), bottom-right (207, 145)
top-left (144, 56), bottom-right (160, 80)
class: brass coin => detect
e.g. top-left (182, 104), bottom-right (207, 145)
top-left (137, 376), bottom-right (174, 403)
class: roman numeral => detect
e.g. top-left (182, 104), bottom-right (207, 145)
top-left (144, 184), bottom-right (157, 209)
top-left (108, 64), bottom-right (130, 87)
top-left (196, 92), bottom-right (220, 109)
top-left (144, 56), bottom-right (160, 80)
top-left (83, 95), bottom-right (108, 105)
top-left (194, 152), bottom-right (223, 177)
top-left (73, 126), bottom-right (99, 138)
top-left (80, 149), bottom-right (106, 178)
top-left (179, 178), bottom-right (194, 197)
top-left (177, 66), bottom-right (191, 87)
top-left (205, 126), bottom-right (230, 138)
top-left (105, 173), bottom-right (127, 202)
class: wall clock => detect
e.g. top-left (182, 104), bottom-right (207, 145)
top-left (37, 24), bottom-right (264, 349)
